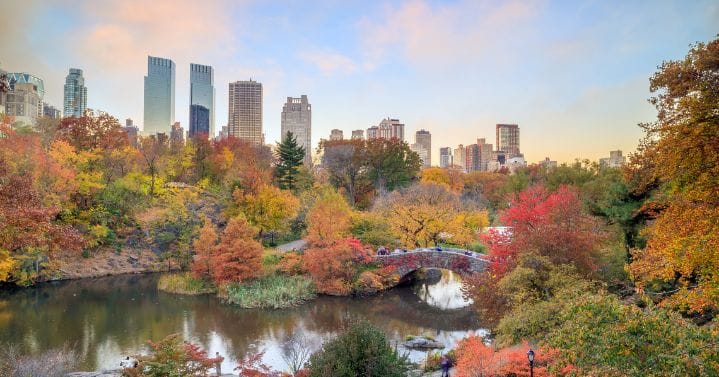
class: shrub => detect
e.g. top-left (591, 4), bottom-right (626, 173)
top-left (122, 334), bottom-right (222, 377)
top-left (158, 272), bottom-right (216, 295)
top-left (225, 274), bottom-right (316, 309)
top-left (306, 321), bottom-right (411, 377)
top-left (0, 343), bottom-right (79, 377)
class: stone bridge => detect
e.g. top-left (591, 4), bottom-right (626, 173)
top-left (374, 249), bottom-right (488, 279)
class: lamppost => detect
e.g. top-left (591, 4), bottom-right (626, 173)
top-left (527, 349), bottom-right (535, 377)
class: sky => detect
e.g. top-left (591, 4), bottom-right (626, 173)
top-left (1, 0), bottom-right (717, 165)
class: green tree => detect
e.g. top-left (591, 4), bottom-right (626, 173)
top-left (274, 131), bottom-right (305, 191)
top-left (364, 137), bottom-right (421, 194)
top-left (307, 321), bottom-right (411, 377)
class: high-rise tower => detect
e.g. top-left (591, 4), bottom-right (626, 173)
top-left (143, 56), bottom-right (176, 135)
top-left (281, 95), bottom-right (312, 165)
top-left (228, 80), bottom-right (263, 144)
top-left (496, 123), bottom-right (520, 157)
top-left (189, 63), bottom-right (214, 139)
top-left (63, 68), bottom-right (87, 117)
top-left (414, 129), bottom-right (432, 167)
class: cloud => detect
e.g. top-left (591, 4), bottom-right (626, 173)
top-left (300, 50), bottom-right (359, 75)
top-left (358, 0), bottom-right (540, 68)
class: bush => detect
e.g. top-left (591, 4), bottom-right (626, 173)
top-left (157, 272), bottom-right (216, 295)
top-left (123, 334), bottom-right (222, 377)
top-left (225, 274), bottom-right (316, 309)
top-left (0, 343), bottom-right (79, 377)
top-left (306, 321), bottom-right (412, 377)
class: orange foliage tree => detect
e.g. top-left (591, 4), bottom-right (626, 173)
top-left (210, 217), bottom-right (264, 285)
top-left (190, 220), bottom-right (218, 281)
top-left (306, 187), bottom-right (353, 246)
top-left (302, 238), bottom-right (372, 295)
top-left (454, 336), bottom-right (561, 377)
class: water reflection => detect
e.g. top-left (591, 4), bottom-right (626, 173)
top-left (0, 273), bottom-right (486, 372)
top-left (413, 269), bottom-right (473, 310)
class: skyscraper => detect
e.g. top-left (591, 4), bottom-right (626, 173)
top-left (123, 118), bottom-right (139, 148)
top-left (439, 147), bottom-right (453, 168)
top-left (5, 72), bottom-right (44, 125)
top-left (453, 144), bottom-right (466, 171)
top-left (415, 129), bottom-right (431, 167)
top-left (376, 118), bottom-right (405, 141)
top-left (63, 68), bottom-right (87, 117)
top-left (496, 123), bottom-right (520, 157)
top-left (189, 64), bottom-right (214, 139)
top-left (144, 56), bottom-right (176, 135)
top-left (228, 79), bottom-right (263, 144)
top-left (43, 102), bottom-right (61, 119)
top-left (281, 95), bottom-right (312, 164)
top-left (170, 121), bottom-right (185, 147)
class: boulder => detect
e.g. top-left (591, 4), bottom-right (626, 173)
top-left (403, 336), bottom-right (445, 349)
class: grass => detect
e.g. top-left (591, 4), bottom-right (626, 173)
top-left (1, 343), bottom-right (79, 377)
top-left (225, 274), bottom-right (316, 309)
top-left (158, 272), bottom-right (216, 295)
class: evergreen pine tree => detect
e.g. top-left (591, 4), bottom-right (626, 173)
top-left (275, 131), bottom-right (306, 190)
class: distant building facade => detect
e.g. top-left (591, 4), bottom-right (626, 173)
top-left (281, 95), bottom-right (312, 165)
top-left (351, 129), bottom-right (364, 140)
top-left (415, 129), bottom-right (431, 167)
top-left (144, 56), bottom-right (176, 135)
top-left (496, 123), bottom-right (520, 157)
top-left (439, 147), bottom-right (453, 168)
top-left (228, 79), bottom-right (263, 144)
top-left (453, 144), bottom-right (466, 171)
top-left (63, 68), bottom-right (87, 117)
top-left (330, 129), bottom-right (344, 141)
top-left (411, 142), bottom-right (430, 168)
top-left (189, 63), bottom-right (214, 139)
top-left (170, 121), bottom-right (185, 147)
top-left (122, 118), bottom-right (139, 148)
top-left (599, 150), bottom-right (626, 168)
top-left (377, 118), bottom-right (405, 141)
top-left (540, 157), bottom-right (558, 168)
top-left (5, 72), bottom-right (44, 125)
top-left (42, 102), bottom-right (61, 119)
top-left (366, 126), bottom-right (379, 139)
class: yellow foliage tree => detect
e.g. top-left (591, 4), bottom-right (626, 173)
top-left (239, 184), bottom-right (300, 239)
top-left (0, 248), bottom-right (16, 282)
top-left (420, 167), bottom-right (464, 193)
top-left (306, 187), bottom-right (353, 245)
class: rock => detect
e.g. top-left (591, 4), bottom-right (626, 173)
top-left (66, 370), bottom-right (122, 377)
top-left (403, 336), bottom-right (445, 349)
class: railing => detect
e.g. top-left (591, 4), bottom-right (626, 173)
top-left (373, 247), bottom-right (487, 261)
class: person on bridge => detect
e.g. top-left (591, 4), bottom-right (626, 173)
top-left (440, 355), bottom-right (451, 377)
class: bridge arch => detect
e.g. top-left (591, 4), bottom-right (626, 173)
top-left (374, 249), bottom-right (488, 280)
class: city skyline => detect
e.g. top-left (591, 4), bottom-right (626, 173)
top-left (1, 0), bottom-right (716, 164)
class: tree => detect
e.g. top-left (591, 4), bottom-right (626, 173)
top-left (454, 337), bottom-right (559, 377)
top-left (210, 217), bottom-right (264, 284)
top-left (302, 238), bottom-right (371, 295)
top-left (320, 139), bottom-right (370, 205)
top-left (123, 334), bottom-right (222, 377)
top-left (275, 131), bottom-right (306, 191)
top-left (137, 134), bottom-right (168, 196)
top-left (55, 113), bottom-right (128, 151)
top-left (191, 220), bottom-right (218, 281)
top-left (306, 321), bottom-right (411, 377)
top-left (306, 187), bottom-right (353, 245)
top-left (364, 137), bottom-right (421, 194)
top-left (238, 184), bottom-right (300, 242)
top-left (421, 167), bottom-right (464, 193)
top-left (627, 36), bottom-right (719, 313)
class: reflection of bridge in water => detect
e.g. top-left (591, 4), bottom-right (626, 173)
top-left (374, 248), bottom-right (488, 279)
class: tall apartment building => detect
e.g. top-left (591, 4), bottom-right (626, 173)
top-left (170, 121), bottom-right (185, 147)
top-left (351, 129), bottom-right (364, 140)
top-left (410, 142), bottom-right (429, 168)
top-left (477, 138), bottom-right (494, 171)
top-left (144, 56), bottom-right (175, 135)
top-left (453, 144), bottom-right (466, 171)
top-left (330, 129), bottom-right (344, 141)
top-left (281, 95), bottom-right (312, 165)
top-left (63, 68), bottom-right (87, 117)
top-left (377, 118), bottom-right (405, 141)
top-left (439, 147), bottom-right (453, 168)
top-left (189, 64), bottom-right (214, 139)
top-left (415, 129), bottom-right (431, 167)
top-left (4, 72), bottom-right (44, 125)
top-left (366, 126), bottom-right (379, 139)
top-left (228, 79), bottom-right (263, 144)
top-left (465, 144), bottom-right (479, 172)
top-left (496, 123), bottom-right (520, 157)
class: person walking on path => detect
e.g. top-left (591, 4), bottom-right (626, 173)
top-left (440, 355), bottom-right (451, 377)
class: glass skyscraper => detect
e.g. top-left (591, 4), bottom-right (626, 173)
top-left (63, 68), bottom-right (87, 117)
top-left (143, 56), bottom-right (175, 135)
top-left (189, 63), bottom-right (214, 138)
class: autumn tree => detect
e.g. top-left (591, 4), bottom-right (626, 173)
top-left (320, 139), bottom-right (370, 205)
top-left (123, 334), bottom-right (223, 377)
top-left (274, 131), bottom-right (306, 191)
top-left (363, 137), bottom-right (421, 194)
top-left (627, 36), bottom-right (719, 313)
top-left (454, 337), bottom-right (559, 377)
top-left (237, 184), bottom-right (300, 242)
top-left (210, 137), bottom-right (273, 194)
top-left (191, 220), bottom-right (218, 281)
top-left (421, 167), bottom-right (464, 193)
top-left (137, 134), bottom-right (168, 196)
top-left (302, 238), bottom-right (372, 295)
top-left (306, 187), bottom-right (353, 245)
top-left (211, 217), bottom-right (264, 284)
top-left (55, 113), bottom-right (128, 151)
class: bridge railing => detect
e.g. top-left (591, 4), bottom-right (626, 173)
top-left (373, 247), bottom-right (487, 261)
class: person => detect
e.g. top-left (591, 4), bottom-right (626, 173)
top-left (440, 355), bottom-right (451, 377)
top-left (215, 352), bottom-right (224, 376)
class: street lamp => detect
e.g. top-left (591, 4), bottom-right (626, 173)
top-left (527, 349), bottom-right (535, 377)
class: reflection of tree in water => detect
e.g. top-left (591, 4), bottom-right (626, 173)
top-left (0, 273), bottom-right (485, 370)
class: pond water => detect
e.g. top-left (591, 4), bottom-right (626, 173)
top-left (0, 270), bottom-right (487, 372)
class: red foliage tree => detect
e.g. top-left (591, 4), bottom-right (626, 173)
top-left (55, 113), bottom-right (128, 151)
top-left (234, 350), bottom-right (284, 377)
top-left (454, 336), bottom-right (562, 377)
top-left (302, 238), bottom-right (372, 295)
top-left (210, 217), bottom-right (264, 285)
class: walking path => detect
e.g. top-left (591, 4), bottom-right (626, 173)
top-left (275, 238), bottom-right (308, 253)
